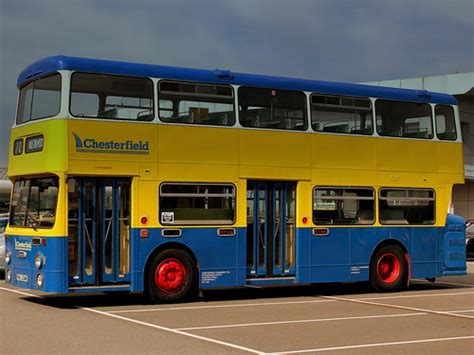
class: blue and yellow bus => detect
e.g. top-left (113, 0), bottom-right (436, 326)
top-left (4, 55), bottom-right (466, 302)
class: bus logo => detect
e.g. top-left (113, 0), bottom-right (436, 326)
top-left (73, 133), bottom-right (150, 155)
top-left (15, 240), bottom-right (32, 251)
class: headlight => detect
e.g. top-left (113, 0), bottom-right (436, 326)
top-left (36, 273), bottom-right (44, 288)
top-left (34, 253), bottom-right (43, 269)
top-left (6, 269), bottom-right (12, 283)
top-left (5, 251), bottom-right (11, 265)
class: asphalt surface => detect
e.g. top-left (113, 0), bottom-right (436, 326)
top-left (1, 268), bottom-right (473, 354)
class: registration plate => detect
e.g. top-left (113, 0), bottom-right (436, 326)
top-left (16, 274), bottom-right (28, 282)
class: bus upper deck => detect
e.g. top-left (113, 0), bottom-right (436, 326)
top-left (10, 55), bottom-right (462, 178)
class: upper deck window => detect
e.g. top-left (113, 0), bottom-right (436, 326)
top-left (158, 81), bottom-right (235, 126)
top-left (70, 73), bottom-right (154, 121)
top-left (376, 100), bottom-right (433, 139)
top-left (238, 87), bottom-right (307, 131)
top-left (435, 105), bottom-right (457, 141)
top-left (16, 74), bottom-right (61, 124)
top-left (311, 95), bottom-right (373, 135)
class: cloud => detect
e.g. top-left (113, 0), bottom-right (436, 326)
top-left (0, 0), bottom-right (472, 166)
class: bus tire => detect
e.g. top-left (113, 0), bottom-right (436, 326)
top-left (147, 249), bottom-right (195, 303)
top-left (370, 245), bottom-right (408, 292)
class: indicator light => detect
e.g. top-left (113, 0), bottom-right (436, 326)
top-left (36, 273), bottom-right (44, 288)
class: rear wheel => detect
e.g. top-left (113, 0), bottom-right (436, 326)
top-left (147, 249), bottom-right (195, 303)
top-left (370, 245), bottom-right (408, 292)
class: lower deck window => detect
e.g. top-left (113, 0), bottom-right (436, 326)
top-left (159, 183), bottom-right (235, 225)
top-left (9, 177), bottom-right (59, 228)
top-left (379, 188), bottom-right (435, 225)
top-left (313, 187), bottom-right (375, 225)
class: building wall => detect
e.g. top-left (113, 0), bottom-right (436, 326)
top-left (454, 95), bottom-right (474, 219)
top-left (453, 182), bottom-right (474, 220)
top-left (459, 96), bottom-right (474, 175)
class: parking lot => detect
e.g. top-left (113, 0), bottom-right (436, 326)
top-left (1, 269), bottom-right (473, 354)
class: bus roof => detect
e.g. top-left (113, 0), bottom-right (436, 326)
top-left (17, 55), bottom-right (457, 105)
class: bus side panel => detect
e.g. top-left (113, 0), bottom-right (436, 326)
top-left (351, 226), bottom-right (442, 281)
top-left (309, 228), bottom-right (351, 282)
top-left (311, 227), bottom-right (442, 283)
top-left (296, 228), bottom-right (311, 283)
top-left (410, 227), bottom-right (438, 279)
top-left (184, 227), bottom-right (244, 289)
top-left (349, 227), bottom-right (411, 282)
top-left (131, 227), bottom-right (244, 292)
top-left (349, 227), bottom-right (380, 281)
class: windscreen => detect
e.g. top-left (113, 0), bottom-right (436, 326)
top-left (9, 177), bottom-right (59, 229)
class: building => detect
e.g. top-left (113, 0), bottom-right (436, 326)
top-left (0, 167), bottom-right (7, 181)
top-left (0, 167), bottom-right (11, 213)
top-left (364, 72), bottom-right (474, 219)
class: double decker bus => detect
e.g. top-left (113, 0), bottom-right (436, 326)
top-left (4, 55), bottom-right (466, 302)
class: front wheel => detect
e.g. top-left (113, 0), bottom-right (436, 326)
top-left (370, 245), bottom-right (408, 292)
top-left (147, 249), bottom-right (195, 303)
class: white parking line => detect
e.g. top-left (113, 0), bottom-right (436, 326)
top-left (108, 291), bottom-right (474, 314)
top-left (322, 295), bottom-right (474, 320)
top-left (108, 299), bottom-right (334, 314)
top-left (267, 336), bottom-right (474, 353)
top-left (2, 285), bottom-right (472, 354)
top-left (81, 306), bottom-right (262, 354)
top-left (357, 291), bottom-right (474, 301)
top-left (414, 280), bottom-right (474, 288)
top-left (0, 287), bottom-right (42, 298)
top-left (175, 312), bottom-right (426, 331)
top-left (0, 286), bottom-right (262, 354)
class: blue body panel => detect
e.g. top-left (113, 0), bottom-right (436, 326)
top-left (17, 55), bottom-right (456, 105)
top-left (5, 215), bottom-right (466, 293)
top-left (131, 227), bottom-right (247, 291)
top-left (5, 235), bottom-right (68, 293)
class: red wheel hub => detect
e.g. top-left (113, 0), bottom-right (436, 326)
top-left (155, 258), bottom-right (186, 293)
top-left (376, 253), bottom-right (401, 284)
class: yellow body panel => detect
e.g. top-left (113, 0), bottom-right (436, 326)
top-left (239, 130), bottom-right (311, 168)
top-left (376, 138), bottom-right (437, 172)
top-left (8, 120), bottom-right (68, 176)
top-left (8, 119), bottom-right (465, 231)
top-left (157, 125), bottom-right (238, 165)
top-left (311, 134), bottom-right (377, 171)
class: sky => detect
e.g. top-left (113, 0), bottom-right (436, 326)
top-left (0, 0), bottom-right (473, 167)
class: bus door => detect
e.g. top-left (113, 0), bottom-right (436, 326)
top-left (246, 181), bottom-right (296, 278)
top-left (68, 177), bottom-right (131, 286)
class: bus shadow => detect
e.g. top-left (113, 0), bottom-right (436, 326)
top-left (19, 279), bottom-right (468, 310)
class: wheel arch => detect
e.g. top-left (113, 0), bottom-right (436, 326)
top-left (369, 238), bottom-right (411, 282)
top-left (144, 242), bottom-right (199, 291)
